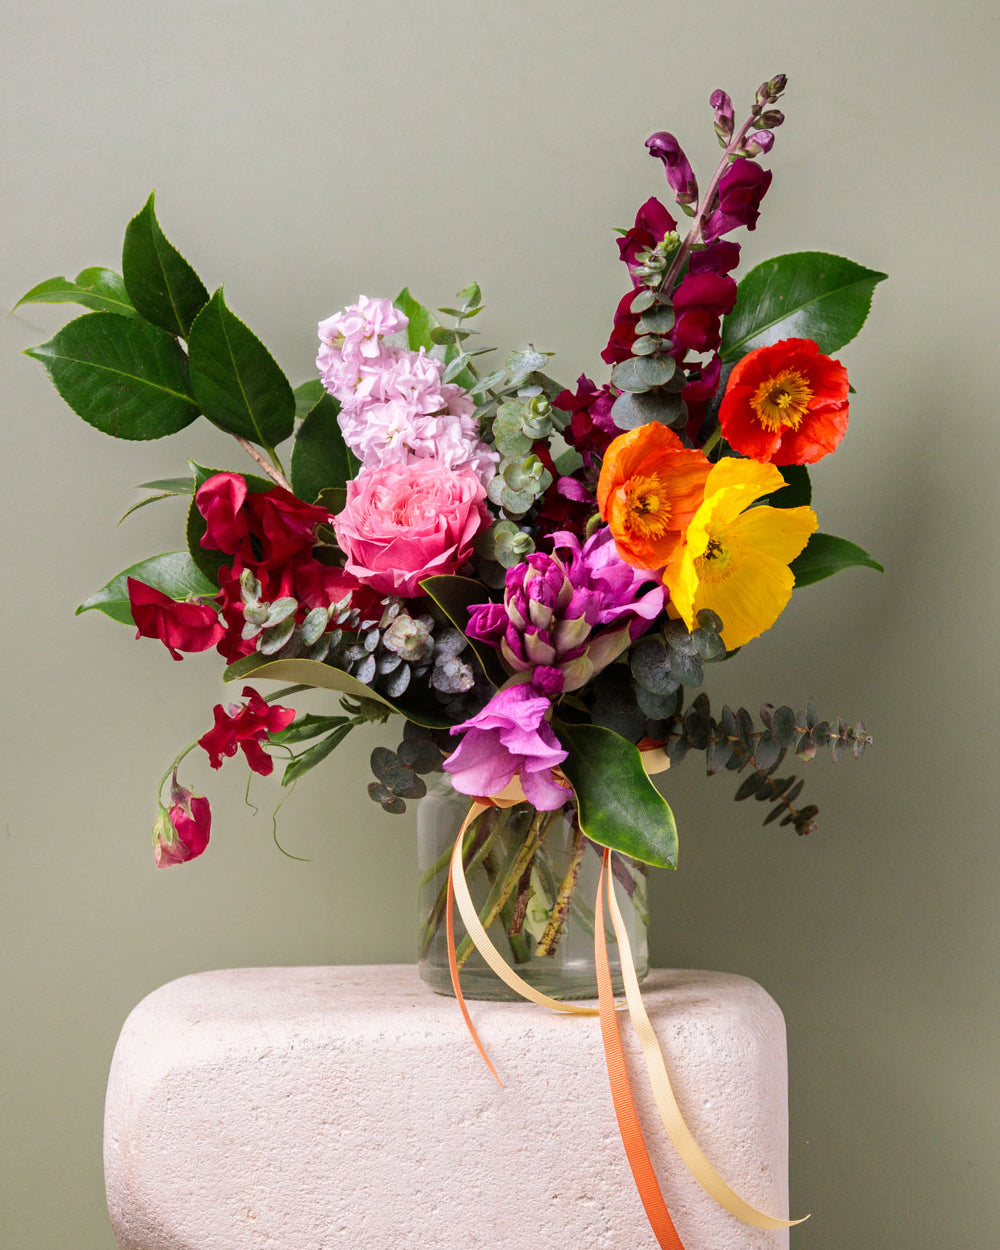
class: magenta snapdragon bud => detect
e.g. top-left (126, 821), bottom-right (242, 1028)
top-left (645, 132), bottom-right (699, 208)
top-left (743, 130), bottom-right (775, 157)
top-left (710, 89), bottom-right (735, 140)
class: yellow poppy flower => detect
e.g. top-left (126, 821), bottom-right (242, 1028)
top-left (663, 458), bottom-right (817, 650)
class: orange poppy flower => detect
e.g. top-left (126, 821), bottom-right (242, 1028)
top-left (597, 423), bottom-right (711, 570)
top-left (718, 337), bottom-right (849, 465)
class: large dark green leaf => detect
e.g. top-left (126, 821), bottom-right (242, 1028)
top-left (394, 287), bottom-right (437, 351)
top-left (290, 392), bottom-right (356, 502)
top-left (419, 575), bottom-right (506, 686)
top-left (223, 655), bottom-right (453, 729)
top-left (555, 724), bottom-right (678, 869)
top-left (769, 464), bottom-right (812, 509)
top-left (720, 251), bottom-right (887, 361)
top-left (187, 289), bottom-right (295, 449)
top-left (77, 551), bottom-right (218, 625)
top-left (790, 532), bottom-right (884, 587)
top-left (121, 192), bottom-right (209, 336)
top-left (14, 267), bottom-right (136, 317)
top-left (25, 312), bottom-right (199, 439)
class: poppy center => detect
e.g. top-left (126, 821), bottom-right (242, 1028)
top-left (750, 368), bottom-right (813, 432)
top-left (696, 530), bottom-right (731, 582)
top-left (623, 474), bottom-right (672, 539)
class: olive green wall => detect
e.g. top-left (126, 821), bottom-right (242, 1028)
top-left (2, 2), bottom-right (997, 1246)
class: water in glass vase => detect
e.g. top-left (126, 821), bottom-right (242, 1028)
top-left (417, 773), bottom-right (649, 1000)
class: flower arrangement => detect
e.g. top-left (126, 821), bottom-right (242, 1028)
top-left (21, 72), bottom-right (886, 1245)
top-left (20, 71), bottom-right (881, 887)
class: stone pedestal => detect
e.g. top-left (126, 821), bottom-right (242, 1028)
top-left (104, 966), bottom-right (790, 1249)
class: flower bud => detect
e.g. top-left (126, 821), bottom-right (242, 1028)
top-left (760, 109), bottom-right (785, 128)
top-left (645, 132), bottom-right (699, 207)
top-left (744, 130), bottom-right (775, 157)
top-left (757, 74), bottom-right (788, 105)
top-left (154, 775), bottom-right (212, 867)
top-left (709, 89), bottom-right (735, 136)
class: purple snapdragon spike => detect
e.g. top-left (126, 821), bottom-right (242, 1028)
top-left (442, 683), bottom-right (571, 810)
top-left (645, 133), bottom-right (698, 209)
top-left (702, 158), bottom-right (773, 241)
top-left (467, 528), bottom-right (664, 694)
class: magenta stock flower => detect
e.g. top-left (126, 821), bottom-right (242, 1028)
top-left (127, 578), bottom-right (226, 661)
top-left (199, 686), bottom-right (295, 777)
top-left (154, 774), bottom-right (212, 867)
top-left (443, 683), bottom-right (571, 810)
top-left (334, 460), bottom-right (489, 597)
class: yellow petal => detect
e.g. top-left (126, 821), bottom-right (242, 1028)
top-left (730, 504), bottom-right (817, 566)
top-left (695, 551), bottom-right (795, 650)
top-left (704, 457), bottom-right (785, 505)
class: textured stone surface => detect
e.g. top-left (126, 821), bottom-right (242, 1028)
top-left (104, 966), bottom-right (790, 1249)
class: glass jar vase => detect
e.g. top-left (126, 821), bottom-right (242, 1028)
top-left (417, 772), bottom-right (649, 1000)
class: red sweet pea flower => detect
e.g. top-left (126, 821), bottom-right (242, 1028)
top-left (198, 686), bottom-right (296, 776)
top-left (127, 579), bottom-right (226, 661)
top-left (718, 338), bottom-right (850, 465)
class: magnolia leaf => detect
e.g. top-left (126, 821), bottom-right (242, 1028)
top-left (25, 312), bottom-right (199, 440)
top-left (790, 532), bottom-right (884, 586)
top-left (290, 391), bottom-right (357, 502)
top-left (187, 288), bottom-right (295, 448)
top-left (121, 193), bottom-right (210, 336)
top-left (394, 287), bottom-right (438, 352)
top-left (77, 551), bottom-right (218, 625)
top-left (721, 251), bottom-right (887, 360)
top-left (282, 723), bottom-right (354, 786)
top-left (13, 267), bottom-right (136, 318)
top-left (555, 724), bottom-right (678, 869)
top-left (223, 655), bottom-right (453, 729)
top-left (419, 574), bottom-right (506, 686)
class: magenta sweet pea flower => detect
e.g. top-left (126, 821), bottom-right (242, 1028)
top-left (154, 773), bottom-right (212, 867)
top-left (443, 683), bottom-right (571, 810)
top-left (199, 686), bottom-right (296, 777)
top-left (127, 578), bottom-right (226, 661)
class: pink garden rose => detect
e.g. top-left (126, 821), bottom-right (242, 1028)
top-left (333, 460), bottom-right (489, 597)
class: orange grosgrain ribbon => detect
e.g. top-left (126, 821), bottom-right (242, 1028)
top-left (446, 758), bottom-right (805, 1235)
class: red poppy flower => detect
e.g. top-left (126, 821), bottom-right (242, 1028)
top-left (718, 338), bottom-right (850, 465)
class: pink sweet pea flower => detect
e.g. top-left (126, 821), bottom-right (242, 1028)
top-left (333, 460), bottom-right (489, 597)
top-left (443, 683), bottom-right (571, 811)
top-left (198, 686), bottom-right (296, 777)
top-left (127, 579), bottom-right (226, 661)
top-left (153, 774), bottom-right (212, 867)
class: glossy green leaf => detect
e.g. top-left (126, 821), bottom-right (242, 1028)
top-left (555, 724), bottom-right (678, 869)
top-left (282, 722), bottom-right (354, 786)
top-left (76, 551), bottom-right (218, 625)
top-left (720, 251), bottom-right (887, 360)
top-left (187, 288), bottom-right (295, 448)
top-left (790, 532), bottom-right (884, 587)
top-left (223, 655), bottom-right (453, 729)
top-left (13, 267), bottom-right (135, 317)
top-left (394, 287), bottom-right (438, 352)
top-left (293, 379), bottom-right (326, 420)
top-left (136, 477), bottom-right (195, 493)
top-left (419, 575), bottom-right (506, 686)
top-left (769, 464), bottom-right (812, 509)
top-left (24, 312), bottom-right (199, 439)
top-left (121, 193), bottom-right (209, 336)
top-left (270, 713), bottom-right (351, 745)
top-left (290, 392), bottom-right (356, 502)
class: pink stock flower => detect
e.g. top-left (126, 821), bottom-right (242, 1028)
top-left (443, 683), bottom-right (571, 811)
top-left (127, 578), bottom-right (226, 661)
top-left (154, 774), bottom-right (212, 867)
top-left (198, 686), bottom-right (296, 777)
top-left (333, 460), bottom-right (489, 597)
top-left (316, 296), bottom-right (408, 399)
